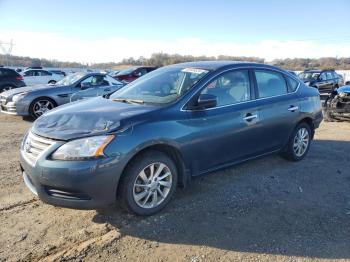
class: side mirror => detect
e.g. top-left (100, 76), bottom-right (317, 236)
top-left (80, 82), bottom-right (91, 90)
top-left (197, 94), bottom-right (217, 109)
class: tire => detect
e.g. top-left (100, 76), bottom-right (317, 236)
top-left (48, 80), bottom-right (56, 84)
top-left (323, 108), bottom-right (334, 122)
top-left (29, 97), bottom-right (56, 119)
top-left (118, 150), bottom-right (178, 216)
top-left (282, 122), bottom-right (312, 162)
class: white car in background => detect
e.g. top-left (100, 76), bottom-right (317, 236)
top-left (21, 69), bottom-right (64, 86)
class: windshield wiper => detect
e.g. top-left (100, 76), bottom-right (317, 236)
top-left (112, 98), bottom-right (144, 104)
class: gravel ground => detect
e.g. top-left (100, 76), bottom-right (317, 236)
top-left (0, 113), bottom-right (350, 262)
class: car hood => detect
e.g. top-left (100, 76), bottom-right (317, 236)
top-left (32, 97), bottom-right (158, 140)
top-left (337, 85), bottom-right (350, 93)
top-left (1, 84), bottom-right (61, 97)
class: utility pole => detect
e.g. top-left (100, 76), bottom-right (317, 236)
top-left (0, 39), bottom-right (14, 66)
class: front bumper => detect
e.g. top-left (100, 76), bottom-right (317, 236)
top-left (20, 143), bottom-right (126, 209)
top-left (1, 101), bottom-right (30, 116)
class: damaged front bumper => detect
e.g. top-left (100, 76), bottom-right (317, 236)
top-left (324, 92), bottom-right (350, 120)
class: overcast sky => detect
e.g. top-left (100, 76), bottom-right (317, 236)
top-left (1, 0), bottom-right (350, 63)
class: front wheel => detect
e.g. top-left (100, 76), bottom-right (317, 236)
top-left (29, 97), bottom-right (56, 119)
top-left (282, 123), bottom-right (312, 161)
top-left (48, 80), bottom-right (56, 84)
top-left (118, 150), bottom-right (178, 216)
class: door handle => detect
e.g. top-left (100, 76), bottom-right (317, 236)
top-left (288, 106), bottom-right (299, 112)
top-left (243, 114), bottom-right (258, 121)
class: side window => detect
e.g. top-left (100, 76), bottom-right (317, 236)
top-left (105, 75), bottom-right (121, 85)
top-left (255, 70), bottom-right (287, 98)
top-left (79, 76), bottom-right (94, 87)
top-left (39, 70), bottom-right (50, 76)
top-left (200, 70), bottom-right (251, 107)
top-left (136, 68), bottom-right (148, 76)
top-left (24, 70), bottom-right (33, 76)
top-left (319, 72), bottom-right (327, 81)
top-left (285, 76), bottom-right (299, 92)
top-left (80, 75), bottom-right (108, 87)
top-left (326, 72), bottom-right (333, 80)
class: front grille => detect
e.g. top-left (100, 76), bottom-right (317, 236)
top-left (22, 132), bottom-right (55, 166)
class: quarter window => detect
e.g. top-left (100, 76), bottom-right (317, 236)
top-left (285, 76), bottom-right (299, 92)
top-left (200, 70), bottom-right (251, 106)
top-left (255, 70), bottom-right (287, 98)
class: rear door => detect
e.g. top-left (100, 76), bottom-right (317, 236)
top-left (326, 71), bottom-right (336, 91)
top-left (317, 72), bottom-right (330, 92)
top-left (22, 70), bottom-right (36, 85)
top-left (39, 70), bottom-right (53, 83)
top-left (252, 69), bottom-right (301, 151)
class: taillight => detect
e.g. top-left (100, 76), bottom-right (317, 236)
top-left (16, 76), bottom-right (24, 81)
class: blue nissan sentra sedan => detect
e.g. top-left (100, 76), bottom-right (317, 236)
top-left (20, 61), bottom-right (323, 215)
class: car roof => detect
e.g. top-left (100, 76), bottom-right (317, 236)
top-left (168, 60), bottom-right (281, 71)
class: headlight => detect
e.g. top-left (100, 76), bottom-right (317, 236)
top-left (338, 92), bottom-right (347, 98)
top-left (51, 135), bottom-right (114, 160)
top-left (12, 92), bottom-right (28, 102)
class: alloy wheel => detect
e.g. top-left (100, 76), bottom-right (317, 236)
top-left (32, 100), bottom-right (55, 117)
top-left (293, 127), bottom-right (309, 157)
top-left (133, 162), bottom-right (173, 209)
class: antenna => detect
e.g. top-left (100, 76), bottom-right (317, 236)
top-left (0, 39), bottom-right (14, 66)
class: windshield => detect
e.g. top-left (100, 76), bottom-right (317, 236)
top-left (298, 72), bottom-right (320, 81)
top-left (116, 67), bottom-right (137, 76)
top-left (55, 72), bottom-right (86, 86)
top-left (110, 66), bottom-right (210, 104)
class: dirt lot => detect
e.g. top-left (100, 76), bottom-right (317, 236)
top-left (0, 113), bottom-right (350, 262)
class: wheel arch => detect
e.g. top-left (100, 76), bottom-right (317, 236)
top-left (297, 117), bottom-right (315, 139)
top-left (28, 96), bottom-right (58, 116)
top-left (119, 143), bottom-right (189, 191)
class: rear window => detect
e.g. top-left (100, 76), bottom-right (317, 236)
top-left (255, 70), bottom-right (288, 98)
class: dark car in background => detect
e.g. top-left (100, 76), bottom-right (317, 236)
top-left (113, 66), bottom-right (157, 83)
top-left (1, 72), bottom-right (123, 118)
top-left (0, 68), bottom-right (26, 92)
top-left (298, 69), bottom-right (342, 93)
top-left (19, 61), bottom-right (322, 215)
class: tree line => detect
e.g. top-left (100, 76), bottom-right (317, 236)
top-left (1, 53), bottom-right (350, 70)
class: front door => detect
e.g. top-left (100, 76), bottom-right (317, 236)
top-left (184, 69), bottom-right (264, 174)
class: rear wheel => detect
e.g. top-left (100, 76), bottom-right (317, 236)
top-left (118, 150), bottom-right (178, 216)
top-left (282, 123), bottom-right (311, 161)
top-left (29, 97), bottom-right (56, 119)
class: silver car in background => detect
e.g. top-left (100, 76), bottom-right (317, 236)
top-left (0, 72), bottom-right (124, 118)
